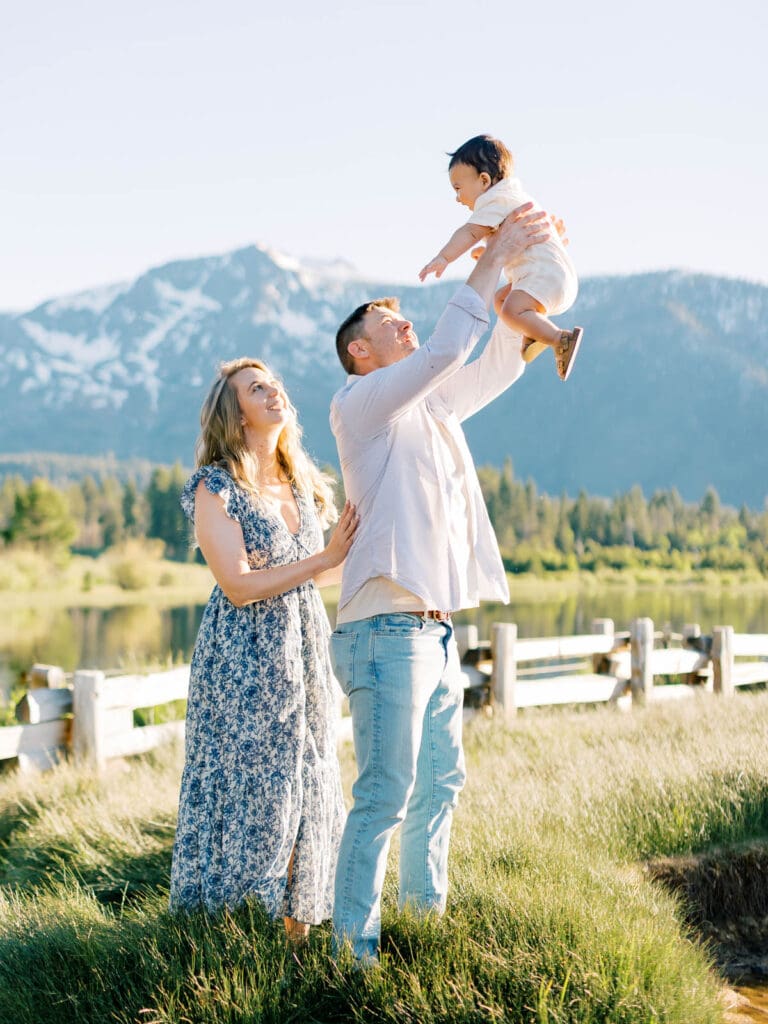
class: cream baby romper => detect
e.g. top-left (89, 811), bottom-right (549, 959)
top-left (467, 178), bottom-right (578, 316)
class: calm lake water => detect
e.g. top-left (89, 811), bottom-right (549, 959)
top-left (3, 584), bottom-right (768, 697)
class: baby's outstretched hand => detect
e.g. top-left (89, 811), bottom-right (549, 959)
top-left (419, 255), bottom-right (448, 282)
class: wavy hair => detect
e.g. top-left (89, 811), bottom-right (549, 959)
top-left (195, 357), bottom-right (338, 527)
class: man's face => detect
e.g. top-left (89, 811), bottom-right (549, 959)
top-left (359, 305), bottom-right (418, 369)
top-left (449, 162), bottom-right (491, 211)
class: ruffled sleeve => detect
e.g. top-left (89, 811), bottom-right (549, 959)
top-left (180, 465), bottom-right (239, 524)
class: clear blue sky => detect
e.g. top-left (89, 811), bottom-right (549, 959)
top-left (1, 0), bottom-right (766, 310)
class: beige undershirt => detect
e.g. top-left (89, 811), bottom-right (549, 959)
top-left (335, 576), bottom-right (426, 624)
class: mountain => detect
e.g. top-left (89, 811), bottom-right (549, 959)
top-left (1, 246), bottom-right (766, 506)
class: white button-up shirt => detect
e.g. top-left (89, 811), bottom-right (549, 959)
top-left (330, 285), bottom-right (526, 617)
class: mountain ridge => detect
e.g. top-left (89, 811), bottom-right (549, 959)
top-left (1, 244), bottom-right (766, 506)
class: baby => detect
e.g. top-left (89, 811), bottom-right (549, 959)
top-left (419, 134), bottom-right (583, 381)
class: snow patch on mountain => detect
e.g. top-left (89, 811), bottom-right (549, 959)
top-left (43, 281), bottom-right (131, 316)
top-left (20, 321), bottom-right (120, 367)
top-left (255, 308), bottom-right (317, 339)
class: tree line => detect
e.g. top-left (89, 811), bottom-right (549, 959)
top-left (1, 459), bottom-right (766, 575)
top-left (479, 459), bottom-right (768, 575)
top-left (0, 465), bottom-right (190, 560)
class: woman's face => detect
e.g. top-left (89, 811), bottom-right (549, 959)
top-left (231, 366), bottom-right (291, 439)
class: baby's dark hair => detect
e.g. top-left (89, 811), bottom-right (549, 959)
top-left (448, 135), bottom-right (513, 185)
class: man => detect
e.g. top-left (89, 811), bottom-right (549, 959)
top-left (329, 206), bottom-right (550, 963)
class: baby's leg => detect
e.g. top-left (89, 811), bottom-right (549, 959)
top-left (494, 283), bottom-right (512, 317)
top-left (499, 289), bottom-right (562, 347)
top-left (498, 287), bottom-right (584, 378)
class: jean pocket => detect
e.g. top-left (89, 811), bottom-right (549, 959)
top-left (373, 613), bottom-right (425, 636)
top-left (330, 631), bottom-right (357, 697)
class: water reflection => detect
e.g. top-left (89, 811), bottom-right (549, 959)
top-left (2, 586), bottom-right (768, 699)
top-left (464, 585), bottom-right (768, 639)
top-left (0, 603), bottom-right (206, 696)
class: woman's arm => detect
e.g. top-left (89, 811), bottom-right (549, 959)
top-left (312, 563), bottom-right (344, 588)
top-left (419, 223), bottom-right (494, 281)
top-left (195, 483), bottom-right (358, 607)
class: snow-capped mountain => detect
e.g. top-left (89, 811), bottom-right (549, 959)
top-left (1, 245), bottom-right (766, 506)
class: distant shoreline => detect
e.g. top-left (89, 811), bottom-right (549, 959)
top-left (2, 560), bottom-right (768, 611)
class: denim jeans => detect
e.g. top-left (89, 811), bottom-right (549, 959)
top-left (329, 613), bottom-right (467, 961)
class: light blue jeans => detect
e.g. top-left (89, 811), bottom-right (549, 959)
top-left (329, 613), bottom-right (466, 961)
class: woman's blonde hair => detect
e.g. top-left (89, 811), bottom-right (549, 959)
top-left (196, 357), bottom-right (338, 527)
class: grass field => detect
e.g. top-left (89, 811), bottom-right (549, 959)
top-left (2, 692), bottom-right (768, 1022)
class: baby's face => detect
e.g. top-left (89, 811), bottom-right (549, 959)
top-left (449, 163), bottom-right (492, 211)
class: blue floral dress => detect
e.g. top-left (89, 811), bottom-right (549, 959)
top-left (169, 465), bottom-right (345, 923)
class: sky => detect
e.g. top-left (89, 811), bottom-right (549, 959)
top-left (1, 0), bottom-right (766, 311)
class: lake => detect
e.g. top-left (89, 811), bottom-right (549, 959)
top-left (3, 582), bottom-right (768, 699)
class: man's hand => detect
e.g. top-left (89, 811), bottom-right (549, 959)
top-left (551, 214), bottom-right (568, 246)
top-left (419, 255), bottom-right (449, 282)
top-left (483, 202), bottom-right (551, 267)
top-left (466, 202), bottom-right (551, 307)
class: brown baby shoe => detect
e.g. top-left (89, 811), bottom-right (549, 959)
top-left (555, 327), bottom-right (583, 381)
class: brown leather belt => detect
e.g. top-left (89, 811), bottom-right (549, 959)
top-left (415, 610), bottom-right (452, 622)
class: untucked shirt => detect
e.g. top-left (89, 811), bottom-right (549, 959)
top-left (330, 285), bottom-right (526, 618)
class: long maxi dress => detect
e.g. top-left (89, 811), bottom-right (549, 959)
top-left (169, 465), bottom-right (345, 923)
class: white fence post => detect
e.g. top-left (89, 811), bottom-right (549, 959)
top-left (712, 626), bottom-right (735, 697)
top-left (454, 624), bottom-right (479, 660)
top-left (682, 623), bottom-right (701, 644)
top-left (72, 670), bottom-right (107, 770)
top-left (28, 664), bottom-right (66, 689)
top-left (492, 623), bottom-right (517, 724)
top-left (630, 617), bottom-right (654, 705)
top-left (591, 618), bottom-right (614, 638)
top-left (591, 618), bottom-right (614, 669)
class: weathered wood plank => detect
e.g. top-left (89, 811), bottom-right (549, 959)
top-left (104, 720), bottom-right (185, 759)
top-left (606, 648), bottom-right (710, 680)
top-left (96, 667), bottom-right (191, 711)
top-left (0, 719), bottom-right (69, 761)
top-left (648, 648), bottom-right (709, 675)
top-left (732, 662), bottom-right (768, 687)
top-left (732, 634), bottom-right (768, 657)
top-left (514, 634), bottom-right (615, 662)
top-left (15, 687), bottom-right (73, 724)
top-left (513, 674), bottom-right (621, 708)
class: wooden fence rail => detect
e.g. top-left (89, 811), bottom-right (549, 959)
top-left (2, 618), bottom-right (767, 772)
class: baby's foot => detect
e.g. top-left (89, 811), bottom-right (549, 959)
top-left (521, 337), bottom-right (548, 363)
top-left (555, 327), bottom-right (584, 381)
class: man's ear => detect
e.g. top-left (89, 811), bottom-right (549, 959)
top-left (347, 339), bottom-right (368, 361)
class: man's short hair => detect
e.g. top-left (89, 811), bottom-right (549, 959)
top-left (335, 297), bottom-right (400, 374)
top-left (448, 134), bottom-right (513, 185)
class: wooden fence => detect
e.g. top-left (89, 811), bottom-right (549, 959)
top-left (2, 618), bottom-right (767, 772)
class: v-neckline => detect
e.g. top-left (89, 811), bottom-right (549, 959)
top-left (262, 482), bottom-right (302, 538)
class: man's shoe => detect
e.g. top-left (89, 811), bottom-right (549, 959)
top-left (555, 327), bottom-right (583, 381)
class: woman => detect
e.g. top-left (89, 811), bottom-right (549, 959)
top-left (169, 357), bottom-right (358, 942)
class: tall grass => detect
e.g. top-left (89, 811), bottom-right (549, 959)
top-left (3, 693), bottom-right (768, 1022)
